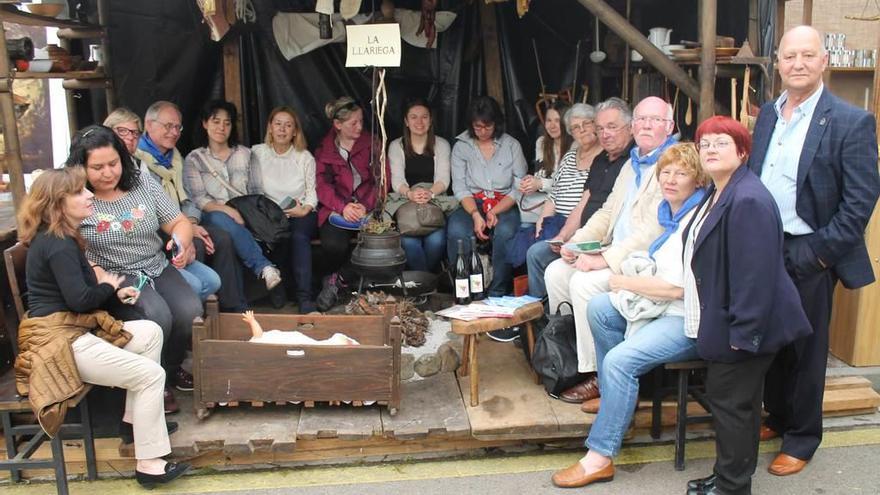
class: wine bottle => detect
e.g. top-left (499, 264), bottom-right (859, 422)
top-left (469, 236), bottom-right (485, 301)
top-left (454, 239), bottom-right (471, 304)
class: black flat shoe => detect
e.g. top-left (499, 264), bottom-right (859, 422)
top-left (686, 476), bottom-right (724, 495)
top-left (687, 473), bottom-right (717, 490)
top-left (136, 461), bottom-right (191, 489)
top-left (120, 421), bottom-right (179, 445)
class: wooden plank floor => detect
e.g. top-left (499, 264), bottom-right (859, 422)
top-left (380, 373), bottom-right (471, 440)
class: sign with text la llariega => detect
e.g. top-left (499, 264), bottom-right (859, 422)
top-left (345, 23), bottom-right (401, 68)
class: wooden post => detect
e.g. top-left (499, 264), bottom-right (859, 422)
top-left (747, 0), bottom-right (759, 52)
top-left (802, 0), bottom-right (813, 25)
top-left (222, 0), bottom-right (243, 140)
top-left (773, 0), bottom-right (785, 96)
top-left (699, 0), bottom-right (717, 123)
top-left (0, 25), bottom-right (26, 208)
top-left (96, 0), bottom-right (115, 112)
top-left (478, 0), bottom-right (504, 104)
top-left (575, 0), bottom-right (700, 103)
top-left (874, 29), bottom-right (880, 143)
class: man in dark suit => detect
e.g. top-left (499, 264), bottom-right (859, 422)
top-left (748, 25), bottom-right (880, 476)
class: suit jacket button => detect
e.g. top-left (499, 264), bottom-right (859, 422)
top-left (696, 278), bottom-right (701, 285)
top-left (700, 304), bottom-right (705, 310)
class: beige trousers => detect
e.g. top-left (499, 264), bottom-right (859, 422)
top-left (544, 258), bottom-right (611, 373)
top-left (72, 320), bottom-right (169, 460)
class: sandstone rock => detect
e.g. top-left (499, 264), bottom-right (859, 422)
top-left (437, 342), bottom-right (461, 372)
top-left (400, 353), bottom-right (415, 381)
top-left (414, 353), bottom-right (441, 378)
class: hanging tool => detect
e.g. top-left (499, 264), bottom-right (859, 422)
top-left (684, 69), bottom-right (693, 126)
top-left (740, 66), bottom-right (751, 127)
top-left (572, 40), bottom-right (581, 102)
top-left (731, 77), bottom-right (737, 119)
top-left (672, 85), bottom-right (680, 132)
top-left (532, 39), bottom-right (547, 97)
top-left (582, 83), bottom-right (589, 104)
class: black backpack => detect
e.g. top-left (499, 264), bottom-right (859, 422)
top-left (226, 194), bottom-right (290, 251)
top-left (531, 302), bottom-right (591, 398)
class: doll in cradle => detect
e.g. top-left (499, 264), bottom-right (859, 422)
top-left (242, 311), bottom-right (360, 345)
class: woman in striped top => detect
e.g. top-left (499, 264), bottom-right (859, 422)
top-left (525, 103), bottom-right (603, 298)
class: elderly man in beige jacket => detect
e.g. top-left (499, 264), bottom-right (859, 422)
top-left (545, 96), bottom-right (675, 404)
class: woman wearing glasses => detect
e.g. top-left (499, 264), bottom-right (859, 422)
top-left (104, 109), bottom-right (221, 307)
top-left (314, 96), bottom-right (389, 310)
top-left (684, 116), bottom-right (810, 495)
top-left (448, 96), bottom-right (527, 312)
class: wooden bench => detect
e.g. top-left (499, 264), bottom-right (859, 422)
top-left (650, 360), bottom-right (712, 471)
top-left (452, 301), bottom-right (545, 406)
top-left (1, 242), bottom-right (98, 494)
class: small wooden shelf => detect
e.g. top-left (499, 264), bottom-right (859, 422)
top-left (828, 67), bottom-right (875, 73)
top-left (0, 4), bottom-right (99, 30)
top-left (13, 70), bottom-right (106, 80)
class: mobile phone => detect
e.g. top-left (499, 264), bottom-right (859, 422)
top-left (279, 196), bottom-right (297, 209)
top-left (545, 239), bottom-right (564, 246)
top-left (171, 233), bottom-right (183, 258)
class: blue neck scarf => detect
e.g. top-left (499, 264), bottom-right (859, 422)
top-left (137, 134), bottom-right (174, 168)
top-left (648, 187), bottom-right (707, 258)
top-left (630, 135), bottom-right (678, 187)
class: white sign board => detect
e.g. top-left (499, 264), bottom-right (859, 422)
top-left (345, 24), bottom-right (401, 67)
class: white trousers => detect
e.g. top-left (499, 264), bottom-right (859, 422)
top-left (544, 258), bottom-right (611, 373)
top-left (71, 320), bottom-right (169, 460)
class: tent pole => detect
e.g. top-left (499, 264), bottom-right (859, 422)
top-left (699, 0), bottom-right (717, 123)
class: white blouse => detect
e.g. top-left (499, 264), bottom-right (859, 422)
top-left (251, 143), bottom-right (318, 209)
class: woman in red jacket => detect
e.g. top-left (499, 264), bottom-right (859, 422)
top-left (314, 96), bottom-right (389, 309)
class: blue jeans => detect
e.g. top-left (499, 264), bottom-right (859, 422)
top-left (177, 261), bottom-right (221, 302)
top-left (585, 293), bottom-right (698, 457)
top-left (402, 227), bottom-right (446, 272)
top-left (287, 212), bottom-right (317, 304)
top-left (446, 203), bottom-right (520, 296)
top-left (526, 240), bottom-right (560, 298)
top-left (202, 210), bottom-right (272, 276)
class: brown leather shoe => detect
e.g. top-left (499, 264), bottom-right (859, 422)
top-left (768, 453), bottom-right (808, 476)
top-left (559, 374), bottom-right (600, 403)
top-left (760, 424), bottom-right (780, 441)
top-left (551, 461), bottom-right (614, 488)
top-left (581, 398), bottom-right (601, 413)
top-left (164, 387), bottom-right (180, 415)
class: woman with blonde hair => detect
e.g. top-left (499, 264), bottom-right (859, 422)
top-left (16, 167), bottom-right (189, 488)
top-left (251, 106), bottom-right (318, 313)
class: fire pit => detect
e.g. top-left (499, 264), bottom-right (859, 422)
top-left (351, 231), bottom-right (409, 295)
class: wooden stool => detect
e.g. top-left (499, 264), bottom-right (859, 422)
top-left (452, 301), bottom-right (545, 406)
top-left (649, 360), bottom-right (712, 470)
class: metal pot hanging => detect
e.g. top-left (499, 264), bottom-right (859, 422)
top-left (351, 231), bottom-right (407, 276)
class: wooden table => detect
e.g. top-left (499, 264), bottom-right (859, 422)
top-left (451, 301), bottom-right (545, 406)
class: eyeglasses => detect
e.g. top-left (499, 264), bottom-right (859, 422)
top-left (333, 101), bottom-right (360, 120)
top-left (633, 116), bottom-right (671, 126)
top-left (697, 140), bottom-right (734, 151)
top-left (152, 120), bottom-right (183, 134)
top-left (570, 122), bottom-right (595, 133)
top-left (595, 124), bottom-right (626, 135)
top-left (473, 123), bottom-right (495, 131)
top-left (114, 127), bottom-right (141, 138)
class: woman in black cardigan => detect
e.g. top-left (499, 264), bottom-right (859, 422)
top-left (683, 117), bottom-right (811, 495)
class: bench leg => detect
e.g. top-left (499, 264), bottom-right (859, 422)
top-left (79, 399), bottom-right (98, 481)
top-left (459, 334), bottom-right (471, 377)
top-left (651, 367), bottom-right (663, 440)
top-left (50, 433), bottom-right (69, 495)
top-left (469, 335), bottom-right (479, 407)
top-left (1, 412), bottom-right (21, 482)
top-left (524, 322), bottom-right (540, 385)
top-left (674, 369), bottom-right (689, 471)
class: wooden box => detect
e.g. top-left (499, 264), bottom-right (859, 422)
top-left (191, 300), bottom-right (402, 418)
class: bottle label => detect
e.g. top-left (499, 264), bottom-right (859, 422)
top-left (455, 279), bottom-right (470, 299)
top-left (469, 274), bottom-right (483, 293)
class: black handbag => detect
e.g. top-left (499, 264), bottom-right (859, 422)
top-left (530, 302), bottom-right (591, 397)
top-left (225, 194), bottom-right (290, 250)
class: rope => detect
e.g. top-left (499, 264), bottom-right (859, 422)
top-left (234, 0), bottom-right (256, 23)
top-left (375, 68), bottom-right (389, 207)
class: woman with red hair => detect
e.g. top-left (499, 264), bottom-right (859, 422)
top-left (683, 116), bottom-right (811, 495)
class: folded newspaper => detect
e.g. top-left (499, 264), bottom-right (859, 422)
top-left (435, 296), bottom-right (541, 321)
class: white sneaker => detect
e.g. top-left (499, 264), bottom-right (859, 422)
top-left (261, 265), bottom-right (282, 290)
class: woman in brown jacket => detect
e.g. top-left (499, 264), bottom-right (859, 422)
top-left (16, 167), bottom-right (189, 488)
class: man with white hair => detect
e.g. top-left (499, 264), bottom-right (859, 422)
top-left (545, 96), bottom-right (674, 405)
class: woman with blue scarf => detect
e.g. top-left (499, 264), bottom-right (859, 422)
top-left (552, 143), bottom-right (709, 488)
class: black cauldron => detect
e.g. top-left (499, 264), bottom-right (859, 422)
top-left (351, 231), bottom-right (407, 277)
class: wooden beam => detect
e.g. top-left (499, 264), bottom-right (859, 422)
top-left (874, 29), bottom-right (880, 143)
top-left (478, 0), bottom-right (504, 104)
top-left (0, 22), bottom-right (25, 208)
top-left (747, 0), bottom-right (759, 52)
top-left (575, 0), bottom-right (700, 103)
top-left (773, 0), bottom-right (785, 96)
top-left (222, 38), bottom-right (243, 141)
top-left (699, 0), bottom-right (717, 123)
top-left (802, 0), bottom-right (813, 25)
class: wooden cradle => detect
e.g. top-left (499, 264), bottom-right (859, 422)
top-left (191, 299), bottom-right (402, 419)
